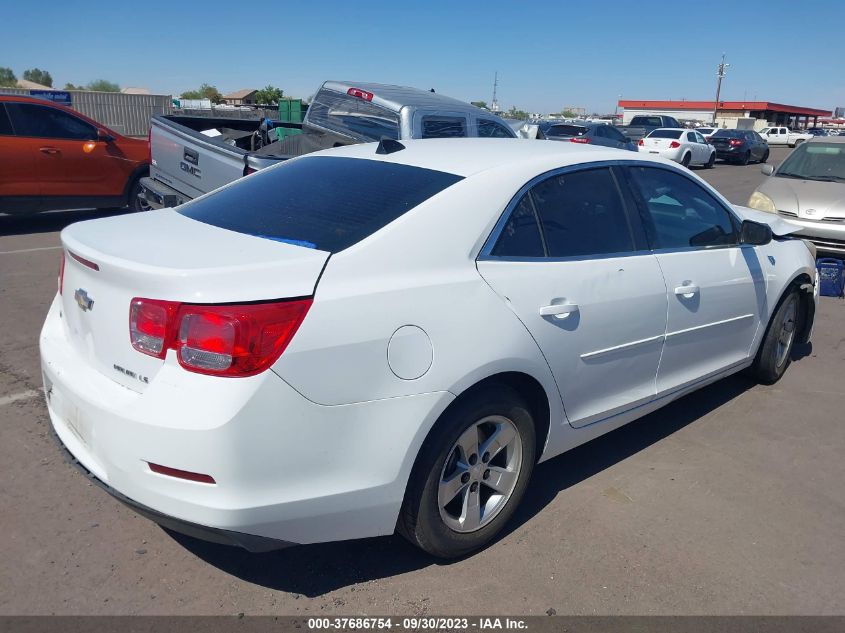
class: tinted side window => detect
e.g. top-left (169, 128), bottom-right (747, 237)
top-left (530, 168), bottom-right (635, 258)
top-left (5, 103), bottom-right (96, 140)
top-left (627, 166), bottom-right (738, 249)
top-left (606, 126), bottom-right (627, 142)
top-left (491, 196), bottom-right (544, 257)
top-left (422, 116), bottom-right (467, 138)
top-left (0, 105), bottom-right (12, 136)
top-left (687, 132), bottom-right (697, 142)
top-left (477, 119), bottom-right (513, 138)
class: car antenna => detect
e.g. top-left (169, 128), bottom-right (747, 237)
top-left (376, 138), bottom-right (406, 155)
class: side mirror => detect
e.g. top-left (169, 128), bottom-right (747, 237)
top-left (740, 219), bottom-right (773, 246)
top-left (761, 164), bottom-right (774, 176)
top-left (97, 129), bottom-right (115, 143)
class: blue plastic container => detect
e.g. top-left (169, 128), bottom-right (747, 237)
top-left (817, 258), bottom-right (845, 297)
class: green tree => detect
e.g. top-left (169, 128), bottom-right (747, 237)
top-left (86, 79), bottom-right (120, 92)
top-left (0, 67), bottom-right (16, 87)
top-left (255, 85), bottom-right (284, 105)
top-left (471, 100), bottom-right (488, 109)
top-left (64, 82), bottom-right (83, 90)
top-left (182, 84), bottom-right (223, 104)
top-left (22, 68), bottom-right (53, 87)
top-left (561, 109), bottom-right (577, 118)
top-left (507, 106), bottom-right (529, 119)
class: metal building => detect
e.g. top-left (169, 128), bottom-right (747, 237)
top-left (618, 99), bottom-right (831, 128)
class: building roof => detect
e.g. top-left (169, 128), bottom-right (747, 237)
top-left (224, 88), bottom-right (257, 99)
top-left (619, 100), bottom-right (830, 117)
top-left (121, 86), bottom-right (150, 95)
top-left (16, 78), bottom-right (52, 90)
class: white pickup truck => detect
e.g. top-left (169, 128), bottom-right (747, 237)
top-left (139, 81), bottom-right (515, 209)
top-left (759, 126), bottom-right (813, 147)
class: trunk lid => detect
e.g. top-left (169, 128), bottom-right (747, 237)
top-left (60, 209), bottom-right (329, 392)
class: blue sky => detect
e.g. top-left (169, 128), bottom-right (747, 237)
top-left (3, 0), bottom-right (844, 113)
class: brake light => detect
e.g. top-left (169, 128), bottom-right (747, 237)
top-left (729, 139), bottom-right (743, 147)
top-left (569, 137), bottom-right (590, 144)
top-left (129, 298), bottom-right (312, 377)
top-left (669, 141), bottom-right (681, 148)
top-left (58, 252), bottom-right (66, 295)
top-left (244, 166), bottom-right (258, 176)
top-left (347, 87), bottom-right (374, 101)
top-left (638, 139), bottom-right (645, 146)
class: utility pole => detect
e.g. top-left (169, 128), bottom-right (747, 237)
top-left (491, 71), bottom-right (500, 113)
top-left (713, 54), bottom-right (729, 125)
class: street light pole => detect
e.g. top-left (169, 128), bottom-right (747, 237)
top-left (713, 54), bottom-right (729, 125)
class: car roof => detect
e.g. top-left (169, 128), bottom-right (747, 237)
top-left (307, 138), bottom-right (668, 178)
top-left (321, 81), bottom-right (485, 113)
top-left (808, 135), bottom-right (845, 143)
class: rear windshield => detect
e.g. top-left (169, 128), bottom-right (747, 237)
top-left (546, 125), bottom-right (587, 137)
top-left (178, 156), bottom-right (464, 252)
top-left (306, 89), bottom-right (400, 142)
top-left (648, 129), bottom-right (682, 139)
top-left (712, 129), bottom-right (743, 138)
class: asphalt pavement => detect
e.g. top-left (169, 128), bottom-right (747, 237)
top-left (1, 147), bottom-right (843, 615)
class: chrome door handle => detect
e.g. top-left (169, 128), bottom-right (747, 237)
top-left (674, 284), bottom-right (700, 297)
top-left (539, 302), bottom-right (579, 318)
top-left (39, 147), bottom-right (60, 155)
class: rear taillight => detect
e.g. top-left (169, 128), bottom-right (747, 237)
top-left (58, 252), bottom-right (66, 295)
top-left (669, 141), bottom-right (681, 148)
top-left (244, 166), bottom-right (258, 176)
top-left (638, 139), bottom-right (645, 146)
top-left (729, 139), bottom-right (743, 147)
top-left (129, 297), bottom-right (312, 377)
top-left (347, 87), bottom-right (374, 101)
top-left (569, 137), bottom-right (590, 144)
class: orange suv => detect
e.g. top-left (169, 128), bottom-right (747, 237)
top-left (0, 95), bottom-right (150, 214)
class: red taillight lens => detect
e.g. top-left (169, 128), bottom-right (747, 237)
top-left (148, 462), bottom-right (215, 484)
top-left (638, 139), bottom-right (645, 146)
top-left (58, 252), bottom-right (66, 295)
top-left (669, 141), bottom-right (681, 148)
top-left (569, 137), bottom-right (590, 144)
top-left (729, 139), bottom-right (743, 147)
top-left (244, 166), bottom-right (258, 176)
top-left (130, 298), bottom-right (179, 358)
top-left (129, 298), bottom-right (312, 377)
top-left (347, 87), bottom-right (374, 101)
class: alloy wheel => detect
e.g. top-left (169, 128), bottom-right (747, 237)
top-left (775, 295), bottom-right (798, 368)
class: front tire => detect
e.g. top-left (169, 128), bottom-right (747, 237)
top-left (398, 385), bottom-right (536, 558)
top-left (751, 289), bottom-right (800, 384)
top-left (705, 152), bottom-right (715, 169)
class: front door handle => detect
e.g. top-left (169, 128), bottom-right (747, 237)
top-left (539, 302), bottom-right (579, 318)
top-left (674, 283), bottom-right (700, 298)
top-left (39, 147), bottom-right (61, 155)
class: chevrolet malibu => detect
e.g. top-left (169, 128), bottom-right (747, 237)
top-left (42, 139), bottom-right (817, 558)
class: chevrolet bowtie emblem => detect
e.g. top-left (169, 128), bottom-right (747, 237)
top-left (74, 288), bottom-right (94, 312)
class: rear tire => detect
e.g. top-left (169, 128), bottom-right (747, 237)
top-left (761, 149), bottom-right (770, 163)
top-left (681, 153), bottom-right (691, 168)
top-left (398, 385), bottom-right (536, 558)
top-left (128, 178), bottom-right (152, 212)
top-left (751, 288), bottom-right (800, 384)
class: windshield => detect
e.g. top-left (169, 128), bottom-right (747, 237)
top-left (305, 89), bottom-right (400, 142)
top-left (648, 129), bottom-right (682, 139)
top-left (179, 157), bottom-right (463, 253)
top-left (776, 143), bottom-right (845, 182)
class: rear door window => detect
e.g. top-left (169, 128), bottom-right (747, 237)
top-left (5, 102), bottom-right (96, 140)
top-left (421, 116), bottom-right (467, 138)
top-left (490, 196), bottom-right (545, 257)
top-left (0, 105), bottom-right (12, 135)
top-left (178, 156), bottom-right (464, 253)
top-left (477, 119), bottom-right (514, 138)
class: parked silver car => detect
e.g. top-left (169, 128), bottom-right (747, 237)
top-left (748, 136), bottom-right (845, 255)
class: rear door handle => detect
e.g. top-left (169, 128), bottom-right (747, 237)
top-left (539, 302), bottom-right (579, 318)
top-left (39, 147), bottom-right (61, 155)
top-left (674, 284), bottom-right (700, 297)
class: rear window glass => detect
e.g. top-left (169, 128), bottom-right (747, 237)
top-left (546, 125), bottom-right (587, 137)
top-left (306, 89), bottom-right (400, 142)
top-left (712, 129), bottom-right (743, 138)
top-left (632, 117), bottom-right (663, 127)
top-left (648, 129), bottom-right (682, 139)
top-left (178, 156), bottom-right (464, 253)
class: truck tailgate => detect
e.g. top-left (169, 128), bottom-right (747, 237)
top-left (149, 117), bottom-right (248, 200)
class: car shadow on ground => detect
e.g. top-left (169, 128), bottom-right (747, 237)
top-left (167, 368), bottom-right (790, 597)
top-left (0, 209), bottom-right (132, 237)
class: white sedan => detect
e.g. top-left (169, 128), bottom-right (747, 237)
top-left (42, 139), bottom-right (817, 559)
top-left (639, 127), bottom-right (716, 168)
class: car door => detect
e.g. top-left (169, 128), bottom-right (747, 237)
top-left (590, 126), bottom-right (616, 148)
top-left (0, 103), bottom-right (41, 212)
top-left (623, 165), bottom-right (765, 395)
top-left (685, 131), bottom-right (705, 163)
top-left (5, 102), bottom-right (123, 201)
top-left (477, 165), bottom-right (668, 428)
top-left (605, 125), bottom-right (633, 150)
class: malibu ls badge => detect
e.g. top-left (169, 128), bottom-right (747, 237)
top-left (74, 288), bottom-right (94, 312)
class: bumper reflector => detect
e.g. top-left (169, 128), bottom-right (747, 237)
top-left (148, 462), bottom-right (216, 484)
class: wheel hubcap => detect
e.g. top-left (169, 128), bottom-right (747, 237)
top-left (438, 415), bottom-right (523, 533)
top-left (775, 297), bottom-right (797, 368)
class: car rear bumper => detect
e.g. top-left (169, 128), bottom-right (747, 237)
top-left (40, 295), bottom-right (453, 547)
top-left (138, 177), bottom-right (189, 210)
